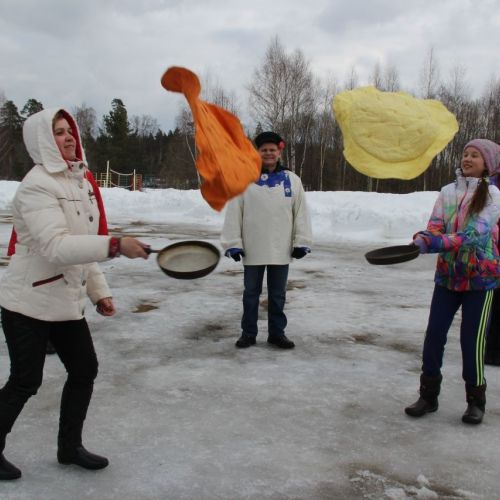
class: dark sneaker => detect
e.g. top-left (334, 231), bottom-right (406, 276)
top-left (235, 335), bottom-right (256, 348)
top-left (267, 335), bottom-right (295, 349)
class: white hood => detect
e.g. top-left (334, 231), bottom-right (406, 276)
top-left (22, 107), bottom-right (86, 174)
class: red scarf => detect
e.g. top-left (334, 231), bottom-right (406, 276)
top-left (7, 169), bottom-right (108, 256)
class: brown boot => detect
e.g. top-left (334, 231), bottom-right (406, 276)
top-left (462, 384), bottom-right (486, 425)
top-left (405, 373), bottom-right (442, 417)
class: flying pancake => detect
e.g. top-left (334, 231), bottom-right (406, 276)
top-left (333, 86), bottom-right (459, 179)
top-left (161, 67), bottom-right (261, 211)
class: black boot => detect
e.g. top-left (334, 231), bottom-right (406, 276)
top-left (0, 454), bottom-right (22, 480)
top-left (405, 374), bottom-right (442, 417)
top-left (267, 335), bottom-right (295, 349)
top-left (57, 445), bottom-right (109, 470)
top-left (57, 418), bottom-right (109, 470)
top-left (235, 335), bottom-right (256, 348)
top-left (0, 436), bottom-right (21, 481)
top-left (57, 377), bottom-right (107, 470)
top-left (0, 399), bottom-right (26, 481)
top-left (462, 384), bottom-right (486, 425)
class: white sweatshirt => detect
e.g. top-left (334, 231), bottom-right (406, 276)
top-left (221, 169), bottom-right (313, 265)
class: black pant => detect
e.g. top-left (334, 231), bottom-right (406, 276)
top-left (0, 307), bottom-right (98, 450)
top-left (422, 285), bottom-right (493, 386)
top-left (486, 289), bottom-right (500, 358)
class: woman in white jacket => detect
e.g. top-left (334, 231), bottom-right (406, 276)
top-left (0, 108), bottom-right (149, 480)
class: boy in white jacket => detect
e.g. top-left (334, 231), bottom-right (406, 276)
top-left (221, 131), bottom-right (312, 349)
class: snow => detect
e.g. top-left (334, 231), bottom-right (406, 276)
top-left (0, 181), bottom-right (498, 499)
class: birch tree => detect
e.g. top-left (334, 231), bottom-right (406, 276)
top-left (248, 36), bottom-right (316, 173)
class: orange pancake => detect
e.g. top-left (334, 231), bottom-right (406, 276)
top-left (161, 67), bottom-right (261, 210)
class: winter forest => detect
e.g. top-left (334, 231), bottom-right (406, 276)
top-left (1, 38), bottom-right (499, 192)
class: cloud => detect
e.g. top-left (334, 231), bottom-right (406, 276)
top-left (0, 0), bottom-right (498, 133)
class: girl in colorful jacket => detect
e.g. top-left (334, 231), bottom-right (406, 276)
top-left (0, 108), bottom-right (149, 480)
top-left (405, 139), bottom-right (500, 425)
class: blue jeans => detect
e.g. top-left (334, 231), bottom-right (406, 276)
top-left (241, 265), bottom-right (289, 338)
top-left (422, 285), bottom-right (493, 386)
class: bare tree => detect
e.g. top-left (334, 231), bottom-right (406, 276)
top-left (481, 76), bottom-right (500, 144)
top-left (130, 114), bottom-right (160, 137)
top-left (248, 37), bottom-right (289, 129)
top-left (417, 47), bottom-right (442, 190)
top-left (201, 70), bottom-right (240, 116)
top-left (73, 103), bottom-right (98, 146)
top-left (313, 77), bottom-right (339, 191)
top-left (419, 46), bottom-right (441, 99)
top-left (370, 62), bottom-right (384, 89)
top-left (286, 49), bottom-right (317, 173)
top-left (427, 64), bottom-right (472, 185)
top-left (343, 66), bottom-right (359, 91)
top-left (248, 36), bottom-right (317, 173)
top-left (383, 64), bottom-right (401, 92)
top-left (175, 105), bottom-right (199, 185)
top-left (446, 65), bottom-right (470, 108)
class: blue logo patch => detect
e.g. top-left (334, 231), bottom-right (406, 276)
top-left (256, 171), bottom-right (292, 197)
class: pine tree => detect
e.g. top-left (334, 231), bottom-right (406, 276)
top-left (21, 98), bottom-right (43, 118)
top-left (0, 100), bottom-right (29, 179)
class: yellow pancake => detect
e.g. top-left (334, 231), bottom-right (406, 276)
top-left (333, 86), bottom-right (458, 179)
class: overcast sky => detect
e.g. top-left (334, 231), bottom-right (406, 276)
top-left (0, 0), bottom-right (499, 133)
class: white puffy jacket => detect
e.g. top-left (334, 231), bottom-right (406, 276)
top-left (0, 108), bottom-right (112, 321)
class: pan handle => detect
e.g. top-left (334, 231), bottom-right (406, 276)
top-left (145, 248), bottom-right (160, 254)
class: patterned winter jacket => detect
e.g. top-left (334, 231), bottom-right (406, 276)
top-left (416, 170), bottom-right (500, 291)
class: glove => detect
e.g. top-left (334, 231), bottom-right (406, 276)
top-left (291, 247), bottom-right (310, 259)
top-left (225, 248), bottom-right (245, 262)
top-left (413, 236), bottom-right (427, 254)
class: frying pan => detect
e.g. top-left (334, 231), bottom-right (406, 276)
top-left (146, 241), bottom-right (220, 279)
top-left (365, 244), bottom-right (420, 265)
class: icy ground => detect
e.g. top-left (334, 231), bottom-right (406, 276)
top-left (0, 213), bottom-right (499, 500)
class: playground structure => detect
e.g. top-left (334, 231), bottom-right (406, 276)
top-left (94, 162), bottom-right (142, 191)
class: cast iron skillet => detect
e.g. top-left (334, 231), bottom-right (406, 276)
top-left (146, 241), bottom-right (220, 279)
top-left (365, 244), bottom-right (420, 265)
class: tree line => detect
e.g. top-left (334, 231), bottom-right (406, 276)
top-left (1, 39), bottom-right (499, 193)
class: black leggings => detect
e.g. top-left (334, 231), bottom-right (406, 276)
top-left (0, 307), bottom-right (98, 448)
top-left (486, 289), bottom-right (500, 356)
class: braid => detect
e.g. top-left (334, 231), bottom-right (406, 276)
top-left (467, 176), bottom-right (490, 216)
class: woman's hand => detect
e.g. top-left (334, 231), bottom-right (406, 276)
top-left (96, 297), bottom-right (116, 316)
top-left (119, 237), bottom-right (150, 259)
